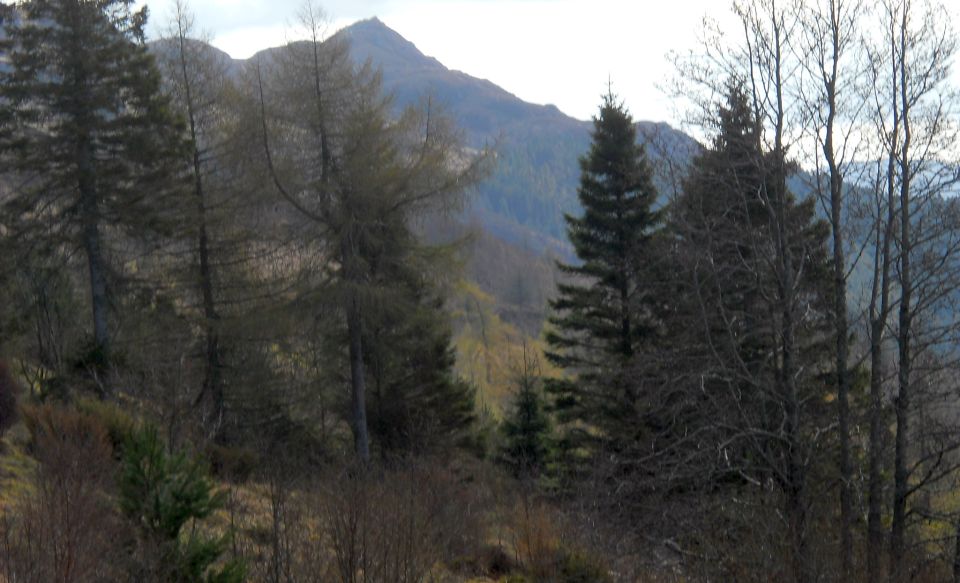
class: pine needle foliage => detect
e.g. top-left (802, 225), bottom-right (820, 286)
top-left (120, 425), bottom-right (245, 583)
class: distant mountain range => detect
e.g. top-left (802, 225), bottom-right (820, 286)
top-left (146, 17), bottom-right (700, 259)
top-left (245, 17), bottom-right (701, 259)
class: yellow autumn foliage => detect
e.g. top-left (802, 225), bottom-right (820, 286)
top-left (451, 281), bottom-right (560, 415)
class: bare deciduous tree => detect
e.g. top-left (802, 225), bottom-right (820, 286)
top-left (796, 0), bottom-right (869, 574)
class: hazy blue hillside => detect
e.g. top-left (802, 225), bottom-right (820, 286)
top-left (332, 18), bottom-right (700, 257)
top-left (149, 37), bottom-right (240, 75)
top-left (338, 18), bottom-right (583, 143)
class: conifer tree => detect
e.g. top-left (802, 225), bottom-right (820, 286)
top-left (120, 426), bottom-right (245, 582)
top-left (254, 33), bottom-right (487, 462)
top-left (545, 90), bottom-right (662, 448)
top-left (673, 85), bottom-right (773, 373)
top-left (500, 348), bottom-right (551, 478)
top-left (0, 0), bottom-right (185, 366)
top-left (365, 280), bottom-right (477, 456)
top-left (673, 84), bottom-right (832, 460)
top-left (155, 0), bottom-right (264, 442)
top-left (671, 84), bottom-right (832, 578)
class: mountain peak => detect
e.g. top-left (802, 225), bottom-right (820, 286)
top-left (238, 19), bottom-right (698, 258)
top-left (351, 16), bottom-right (385, 28)
top-left (336, 17), bottom-right (444, 74)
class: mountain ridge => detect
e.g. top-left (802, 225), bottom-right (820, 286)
top-left (241, 17), bottom-right (700, 257)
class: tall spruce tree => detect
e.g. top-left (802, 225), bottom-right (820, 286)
top-left (673, 85), bottom-right (772, 377)
top-left (670, 84), bottom-right (833, 578)
top-left (545, 90), bottom-right (662, 450)
top-left (0, 0), bottom-right (185, 367)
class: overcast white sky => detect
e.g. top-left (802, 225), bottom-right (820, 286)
top-left (142, 0), bottom-right (960, 125)
top-left (141, 0), bottom-right (738, 124)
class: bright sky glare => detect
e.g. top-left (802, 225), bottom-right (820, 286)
top-left (141, 0), bottom-right (960, 125)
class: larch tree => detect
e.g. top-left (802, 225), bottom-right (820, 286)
top-left (253, 8), bottom-right (487, 462)
top-left (155, 0), bottom-right (258, 441)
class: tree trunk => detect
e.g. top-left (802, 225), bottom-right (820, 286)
top-left (953, 517), bottom-right (960, 583)
top-left (198, 211), bottom-right (223, 439)
top-left (824, 50), bottom-right (853, 576)
top-left (771, 15), bottom-right (808, 580)
top-left (831, 172), bottom-right (854, 582)
top-left (891, 12), bottom-right (912, 578)
top-left (867, 253), bottom-right (892, 580)
top-left (780, 213), bottom-right (809, 583)
top-left (891, 204), bottom-right (911, 582)
top-left (347, 291), bottom-right (371, 464)
top-left (867, 8), bottom-right (905, 574)
top-left (176, 23), bottom-right (225, 441)
top-left (867, 130), bottom-right (898, 583)
top-left (78, 136), bottom-right (110, 364)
